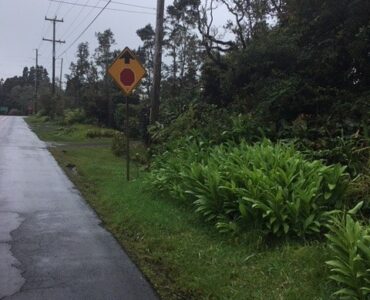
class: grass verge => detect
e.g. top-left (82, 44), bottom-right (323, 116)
top-left (26, 117), bottom-right (335, 300)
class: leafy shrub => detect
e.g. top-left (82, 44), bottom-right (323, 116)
top-left (149, 136), bottom-right (211, 200)
top-left (38, 93), bottom-right (61, 117)
top-left (278, 108), bottom-right (370, 178)
top-left (110, 132), bottom-right (149, 164)
top-left (59, 126), bottom-right (76, 135)
top-left (64, 109), bottom-right (86, 125)
top-left (148, 104), bottom-right (268, 154)
top-left (111, 132), bottom-right (126, 156)
top-left (293, 134), bottom-right (370, 178)
top-left (36, 109), bottom-right (47, 117)
top-left (326, 206), bottom-right (370, 299)
top-left (114, 103), bottom-right (145, 139)
top-left (86, 128), bottom-right (116, 138)
top-left (32, 114), bottom-right (50, 123)
top-left (8, 108), bottom-right (22, 116)
top-left (346, 174), bottom-right (370, 215)
top-left (148, 140), bottom-right (349, 237)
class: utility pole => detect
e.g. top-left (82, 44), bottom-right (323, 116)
top-left (43, 16), bottom-right (65, 95)
top-left (34, 49), bottom-right (39, 114)
top-left (149, 0), bottom-right (165, 125)
top-left (59, 58), bottom-right (63, 91)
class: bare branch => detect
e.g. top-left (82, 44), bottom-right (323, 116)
top-left (196, 0), bottom-right (235, 67)
top-left (220, 0), bottom-right (247, 48)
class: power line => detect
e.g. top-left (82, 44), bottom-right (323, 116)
top-left (57, 0), bottom-right (103, 59)
top-left (63, 0), bottom-right (103, 41)
top-left (95, 0), bottom-right (155, 10)
top-left (43, 16), bottom-right (65, 94)
top-left (37, 1), bottom-right (52, 49)
top-left (54, 0), bottom-right (155, 58)
top-left (54, 2), bottom-right (63, 16)
top-left (57, 0), bottom-right (112, 58)
top-left (49, 0), bottom-right (156, 15)
top-left (59, 0), bottom-right (92, 40)
top-left (41, 0), bottom-right (63, 50)
top-left (60, 0), bottom-right (80, 21)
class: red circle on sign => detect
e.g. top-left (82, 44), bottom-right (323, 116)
top-left (120, 69), bottom-right (135, 86)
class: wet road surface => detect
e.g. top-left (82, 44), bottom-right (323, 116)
top-left (0, 116), bottom-right (158, 300)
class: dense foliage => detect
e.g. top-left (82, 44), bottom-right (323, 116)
top-left (149, 139), bottom-right (349, 238)
top-left (326, 208), bottom-right (370, 299)
top-left (0, 66), bottom-right (50, 114)
top-left (2, 0), bottom-right (370, 297)
top-left (2, 1), bottom-right (369, 164)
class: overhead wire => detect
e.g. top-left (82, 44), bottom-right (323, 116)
top-left (38, 0), bottom-right (66, 72)
top-left (50, 0), bottom-right (155, 10)
top-left (57, 0), bottom-right (102, 63)
top-left (54, 1), bottom-right (63, 16)
top-left (49, 0), bottom-right (156, 15)
top-left (64, 0), bottom-right (104, 40)
top-left (60, 0), bottom-right (80, 22)
top-left (59, 0), bottom-right (92, 41)
top-left (109, 0), bottom-right (155, 10)
top-left (55, 0), bottom-right (101, 82)
top-left (56, 0), bottom-right (80, 80)
top-left (49, 0), bottom-right (156, 78)
top-left (57, 0), bottom-right (101, 76)
top-left (52, 0), bottom-right (155, 60)
top-left (41, 0), bottom-right (63, 49)
top-left (57, 0), bottom-right (112, 58)
top-left (37, 1), bottom-right (52, 49)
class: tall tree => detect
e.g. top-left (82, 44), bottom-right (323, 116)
top-left (94, 29), bottom-right (116, 77)
top-left (160, 0), bottom-right (202, 117)
top-left (136, 24), bottom-right (155, 99)
top-left (94, 29), bottom-right (116, 126)
top-left (66, 42), bottom-right (91, 107)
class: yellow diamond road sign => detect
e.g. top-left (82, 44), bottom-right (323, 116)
top-left (108, 47), bottom-right (146, 95)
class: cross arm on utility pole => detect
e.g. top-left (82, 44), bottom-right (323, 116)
top-left (42, 38), bottom-right (65, 44)
top-left (43, 15), bottom-right (64, 94)
top-left (45, 16), bottom-right (64, 22)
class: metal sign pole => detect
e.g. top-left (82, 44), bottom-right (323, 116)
top-left (126, 95), bottom-right (130, 181)
top-left (107, 47), bottom-right (146, 181)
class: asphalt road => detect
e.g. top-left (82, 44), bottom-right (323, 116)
top-left (0, 116), bottom-right (158, 300)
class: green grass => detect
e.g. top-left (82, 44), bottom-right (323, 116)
top-left (26, 117), bottom-right (336, 300)
top-left (27, 115), bottom-right (112, 144)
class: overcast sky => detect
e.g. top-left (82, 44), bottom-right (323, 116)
top-left (0, 0), bottom-right (228, 82)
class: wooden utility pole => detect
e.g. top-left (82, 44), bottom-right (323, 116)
top-left (59, 58), bottom-right (63, 91)
top-left (43, 16), bottom-right (65, 95)
top-left (150, 0), bottom-right (165, 124)
top-left (34, 49), bottom-right (39, 114)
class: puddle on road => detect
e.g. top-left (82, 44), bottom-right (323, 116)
top-left (0, 212), bottom-right (25, 298)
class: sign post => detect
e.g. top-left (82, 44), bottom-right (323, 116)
top-left (125, 95), bottom-right (130, 181)
top-left (107, 47), bottom-right (146, 181)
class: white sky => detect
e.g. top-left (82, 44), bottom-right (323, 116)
top-left (0, 0), bottom-right (229, 81)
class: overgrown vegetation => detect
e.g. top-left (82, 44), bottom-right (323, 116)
top-left (11, 0), bottom-right (370, 298)
top-left (150, 140), bottom-right (349, 238)
top-left (326, 207), bottom-right (370, 299)
top-left (26, 118), bottom-right (335, 299)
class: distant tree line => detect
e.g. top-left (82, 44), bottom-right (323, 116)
top-left (1, 0), bottom-right (369, 149)
top-left (0, 66), bottom-right (49, 115)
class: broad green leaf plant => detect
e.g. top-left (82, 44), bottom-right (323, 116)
top-left (326, 203), bottom-right (370, 300)
top-left (149, 139), bottom-right (349, 238)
